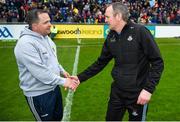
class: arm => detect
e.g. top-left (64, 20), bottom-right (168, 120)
top-left (137, 26), bottom-right (164, 105)
top-left (140, 26), bottom-right (164, 94)
top-left (49, 37), bottom-right (70, 78)
top-left (77, 40), bottom-right (113, 82)
top-left (15, 41), bottom-right (67, 86)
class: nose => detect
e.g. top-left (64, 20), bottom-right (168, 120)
top-left (48, 22), bottom-right (52, 27)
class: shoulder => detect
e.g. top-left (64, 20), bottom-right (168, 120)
top-left (15, 36), bottom-right (40, 55)
top-left (128, 23), bottom-right (150, 37)
top-left (17, 35), bottom-right (36, 47)
top-left (129, 22), bottom-right (145, 30)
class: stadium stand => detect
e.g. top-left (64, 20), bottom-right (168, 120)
top-left (0, 0), bottom-right (179, 24)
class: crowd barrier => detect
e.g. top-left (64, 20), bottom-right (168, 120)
top-left (0, 24), bottom-right (180, 40)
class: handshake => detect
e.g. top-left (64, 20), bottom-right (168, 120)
top-left (63, 72), bottom-right (80, 92)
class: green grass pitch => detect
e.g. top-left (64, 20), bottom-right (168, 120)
top-left (0, 38), bottom-right (180, 120)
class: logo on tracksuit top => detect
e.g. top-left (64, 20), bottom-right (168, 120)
top-left (132, 111), bottom-right (138, 116)
top-left (110, 35), bottom-right (116, 42)
top-left (127, 35), bottom-right (133, 41)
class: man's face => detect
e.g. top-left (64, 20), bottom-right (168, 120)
top-left (34, 13), bottom-right (51, 36)
top-left (105, 6), bottom-right (117, 30)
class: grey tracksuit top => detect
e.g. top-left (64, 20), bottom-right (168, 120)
top-left (14, 27), bottom-right (66, 97)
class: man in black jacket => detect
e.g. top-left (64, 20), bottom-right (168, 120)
top-left (72, 2), bottom-right (164, 121)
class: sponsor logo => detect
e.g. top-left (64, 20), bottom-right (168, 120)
top-left (0, 27), bottom-right (13, 38)
top-left (58, 28), bottom-right (102, 35)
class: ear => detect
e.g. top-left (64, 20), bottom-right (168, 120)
top-left (32, 23), bottom-right (38, 31)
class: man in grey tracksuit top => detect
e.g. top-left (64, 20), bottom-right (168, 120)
top-left (14, 9), bottom-right (78, 121)
top-left (15, 27), bottom-right (66, 97)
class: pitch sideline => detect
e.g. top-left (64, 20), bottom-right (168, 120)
top-left (62, 45), bottom-right (80, 121)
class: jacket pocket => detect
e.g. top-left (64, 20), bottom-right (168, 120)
top-left (111, 65), bottom-right (137, 88)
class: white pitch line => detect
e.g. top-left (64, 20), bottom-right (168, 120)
top-left (0, 44), bottom-right (103, 49)
top-left (62, 45), bottom-right (80, 121)
top-left (1, 42), bottom-right (180, 49)
top-left (62, 33), bottom-right (81, 121)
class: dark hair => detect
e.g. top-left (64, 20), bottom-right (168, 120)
top-left (26, 9), bottom-right (49, 29)
top-left (111, 2), bottom-right (129, 22)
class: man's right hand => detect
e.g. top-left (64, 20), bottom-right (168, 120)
top-left (64, 77), bottom-right (80, 91)
top-left (69, 76), bottom-right (80, 91)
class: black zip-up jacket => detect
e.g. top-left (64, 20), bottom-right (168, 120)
top-left (77, 21), bottom-right (164, 94)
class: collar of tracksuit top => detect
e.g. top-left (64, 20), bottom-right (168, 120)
top-left (111, 20), bottom-right (134, 36)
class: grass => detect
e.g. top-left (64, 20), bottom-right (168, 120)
top-left (0, 47), bottom-right (34, 120)
top-left (0, 38), bottom-right (180, 120)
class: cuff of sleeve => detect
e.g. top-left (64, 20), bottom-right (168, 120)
top-left (59, 65), bottom-right (65, 74)
top-left (58, 76), bottom-right (66, 86)
top-left (60, 70), bottom-right (65, 75)
top-left (144, 80), bottom-right (157, 94)
top-left (77, 74), bottom-right (85, 83)
top-left (144, 85), bottom-right (155, 94)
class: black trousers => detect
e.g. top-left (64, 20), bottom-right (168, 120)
top-left (106, 83), bottom-right (148, 121)
top-left (25, 86), bottom-right (63, 121)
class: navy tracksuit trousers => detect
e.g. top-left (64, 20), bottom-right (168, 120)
top-left (25, 86), bottom-right (63, 121)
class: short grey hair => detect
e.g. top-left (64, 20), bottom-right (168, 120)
top-left (111, 2), bottom-right (129, 22)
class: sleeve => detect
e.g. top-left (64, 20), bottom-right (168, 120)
top-left (48, 37), bottom-right (66, 75)
top-left (59, 64), bottom-right (66, 75)
top-left (140, 26), bottom-right (164, 93)
top-left (16, 41), bottom-right (66, 86)
top-left (77, 39), bottom-right (113, 82)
